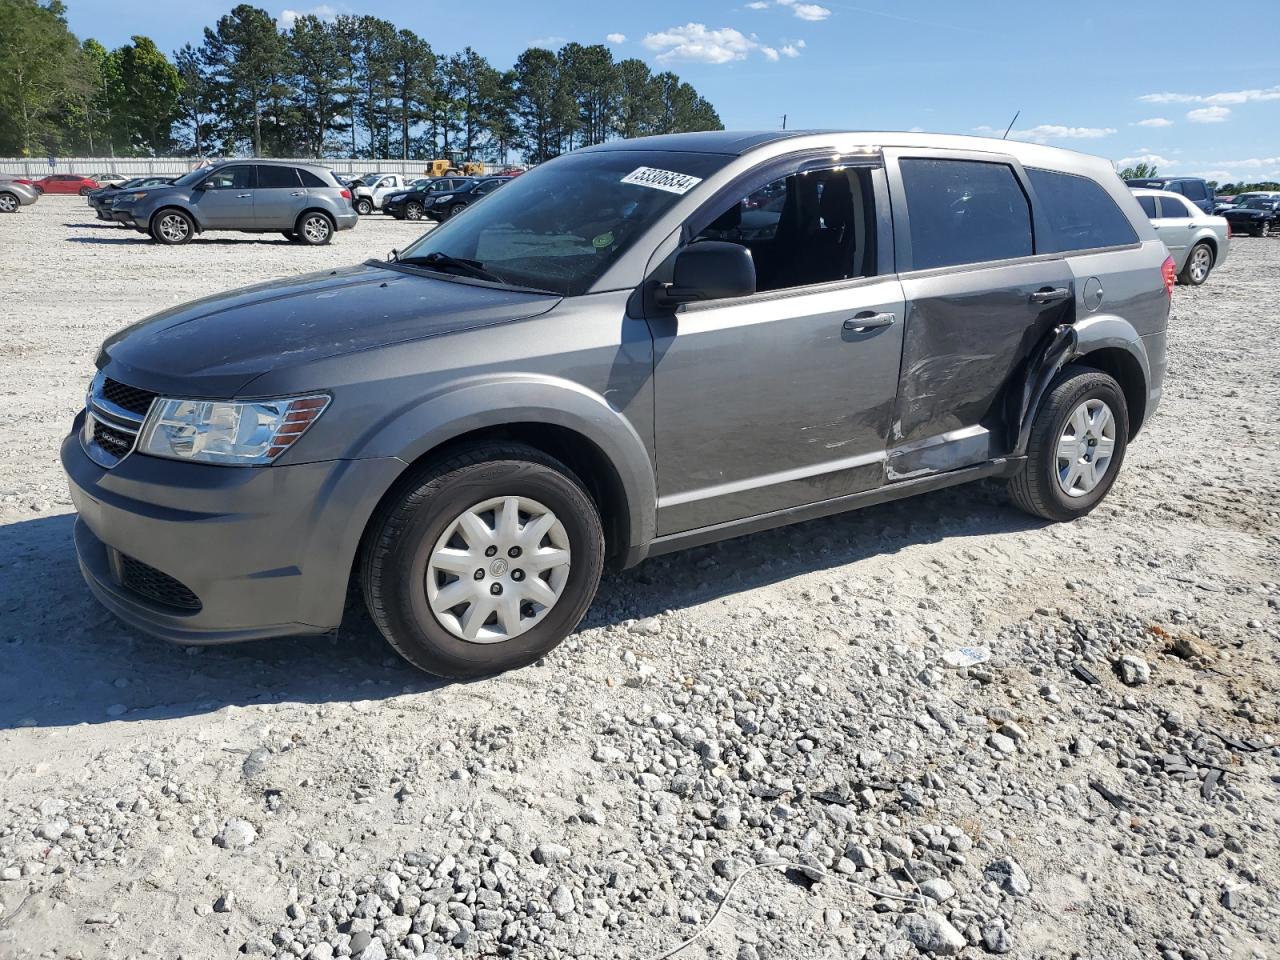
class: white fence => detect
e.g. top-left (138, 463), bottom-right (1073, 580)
top-left (0, 157), bottom-right (507, 178)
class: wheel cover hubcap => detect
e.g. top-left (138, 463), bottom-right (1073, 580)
top-left (426, 495), bottom-right (571, 643)
top-left (1056, 398), bottom-right (1116, 498)
top-left (159, 214), bottom-right (188, 241)
top-left (304, 217), bottom-right (328, 241)
top-left (0, 196), bottom-right (15, 211)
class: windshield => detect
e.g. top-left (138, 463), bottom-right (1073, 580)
top-left (1242, 198), bottom-right (1274, 209)
top-left (172, 167), bottom-right (211, 187)
top-left (395, 149), bottom-right (732, 296)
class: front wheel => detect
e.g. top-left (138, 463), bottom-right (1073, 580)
top-left (150, 209), bottom-right (194, 245)
top-left (79, 187), bottom-right (91, 196)
top-left (1008, 366), bottom-right (1129, 522)
top-left (0, 192), bottom-right (18, 213)
top-left (296, 212), bottom-right (333, 245)
top-left (406, 201), bottom-right (424, 221)
top-left (447, 203), bottom-right (467, 220)
top-left (362, 444), bottom-right (605, 678)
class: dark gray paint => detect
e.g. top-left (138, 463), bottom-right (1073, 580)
top-left (63, 130), bottom-right (1170, 645)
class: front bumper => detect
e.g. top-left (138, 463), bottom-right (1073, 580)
top-left (62, 422), bottom-right (403, 645)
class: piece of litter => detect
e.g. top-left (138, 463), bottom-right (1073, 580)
top-left (941, 646), bottom-right (991, 668)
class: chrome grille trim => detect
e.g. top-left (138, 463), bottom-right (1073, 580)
top-left (82, 373), bottom-right (155, 469)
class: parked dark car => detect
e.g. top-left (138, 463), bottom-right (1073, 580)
top-left (108, 160), bottom-right (358, 245)
top-left (1123, 176), bottom-right (1215, 214)
top-left (34, 173), bottom-right (101, 196)
top-left (88, 176), bottom-right (176, 220)
top-left (382, 177), bottom-right (481, 220)
top-left (63, 131), bottom-right (1171, 679)
top-left (388, 176), bottom-right (510, 222)
top-left (1222, 196), bottom-right (1280, 236)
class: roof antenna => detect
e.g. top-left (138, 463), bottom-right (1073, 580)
top-left (1002, 110), bottom-right (1020, 140)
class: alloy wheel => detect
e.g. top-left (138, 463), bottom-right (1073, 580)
top-left (1056, 399), bottom-right (1116, 498)
top-left (302, 215), bottom-right (330, 243)
top-left (0, 194), bottom-right (16, 213)
top-left (157, 213), bottom-right (190, 243)
top-left (406, 202), bottom-right (423, 221)
top-left (425, 496), bottom-right (571, 643)
top-left (1189, 246), bottom-right (1212, 283)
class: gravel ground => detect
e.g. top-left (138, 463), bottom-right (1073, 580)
top-left (0, 195), bottom-right (1277, 960)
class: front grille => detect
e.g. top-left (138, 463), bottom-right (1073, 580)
top-left (118, 554), bottom-right (202, 612)
top-left (101, 378), bottom-right (157, 416)
top-left (92, 420), bottom-right (135, 459)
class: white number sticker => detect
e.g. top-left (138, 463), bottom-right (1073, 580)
top-left (620, 166), bottom-right (703, 195)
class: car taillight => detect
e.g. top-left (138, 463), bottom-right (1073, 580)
top-left (1161, 255), bottom-right (1176, 297)
top-left (340, 188), bottom-right (351, 200)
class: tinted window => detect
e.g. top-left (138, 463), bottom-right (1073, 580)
top-left (899, 158), bottom-right (1033, 269)
top-left (1158, 195), bottom-right (1192, 218)
top-left (1027, 168), bottom-right (1138, 251)
top-left (257, 165), bottom-right (300, 188)
top-left (202, 166), bottom-right (254, 190)
top-left (1181, 180), bottom-right (1207, 201)
top-left (694, 166), bottom-right (876, 292)
top-left (1136, 195), bottom-right (1158, 218)
top-left (297, 169), bottom-right (328, 188)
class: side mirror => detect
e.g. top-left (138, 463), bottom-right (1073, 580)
top-left (388, 248), bottom-right (399, 262)
top-left (193, 180), bottom-right (208, 191)
top-left (655, 241), bottom-right (756, 308)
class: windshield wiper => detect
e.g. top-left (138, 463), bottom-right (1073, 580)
top-left (397, 251), bottom-right (505, 284)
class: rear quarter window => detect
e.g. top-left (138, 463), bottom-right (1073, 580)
top-left (297, 169), bottom-right (329, 188)
top-left (1027, 168), bottom-right (1138, 251)
top-left (1136, 195), bottom-right (1158, 218)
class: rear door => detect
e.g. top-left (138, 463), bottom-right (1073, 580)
top-left (253, 165), bottom-right (307, 228)
top-left (1154, 194), bottom-right (1195, 260)
top-left (192, 164), bottom-right (256, 228)
top-left (884, 150), bottom-right (1073, 476)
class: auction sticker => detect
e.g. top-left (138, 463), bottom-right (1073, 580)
top-left (620, 167), bottom-right (703, 194)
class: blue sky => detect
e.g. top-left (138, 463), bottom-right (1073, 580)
top-left (67, 0), bottom-right (1280, 181)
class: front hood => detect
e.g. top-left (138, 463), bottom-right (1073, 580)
top-left (98, 262), bottom-right (561, 398)
top-left (1225, 209), bottom-right (1264, 218)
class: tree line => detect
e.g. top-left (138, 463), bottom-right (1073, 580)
top-left (0, 0), bottom-right (724, 162)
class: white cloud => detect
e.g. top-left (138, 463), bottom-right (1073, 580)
top-left (746, 1), bottom-right (769, 8)
top-left (1140, 85), bottom-right (1280, 105)
top-left (606, 33), bottom-right (626, 44)
top-left (278, 4), bottom-right (337, 29)
top-left (780, 42), bottom-right (802, 57)
top-left (1135, 117), bottom-right (1173, 128)
top-left (1187, 106), bottom-right (1230, 123)
top-left (975, 124), bottom-right (1116, 143)
top-left (530, 35), bottom-right (569, 51)
top-left (1117, 154), bottom-right (1173, 168)
top-left (643, 22), bottom-right (792, 63)
top-left (776, 0), bottom-right (831, 19)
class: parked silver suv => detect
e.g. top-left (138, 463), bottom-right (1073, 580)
top-left (108, 160), bottom-right (359, 245)
top-left (64, 131), bottom-right (1171, 677)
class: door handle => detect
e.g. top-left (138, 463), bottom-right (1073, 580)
top-left (236, 193), bottom-right (252, 198)
top-left (290, 191), bottom-right (305, 196)
top-left (843, 311), bottom-right (896, 332)
top-left (1030, 287), bottom-right (1070, 304)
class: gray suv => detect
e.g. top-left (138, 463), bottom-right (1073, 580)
top-left (109, 160), bottom-right (358, 245)
top-left (63, 131), bottom-right (1171, 677)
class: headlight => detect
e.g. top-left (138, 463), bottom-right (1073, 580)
top-left (388, 193), bottom-right (406, 202)
top-left (139, 395), bottom-right (329, 465)
top-left (433, 196), bottom-right (452, 205)
top-left (127, 192), bottom-right (148, 201)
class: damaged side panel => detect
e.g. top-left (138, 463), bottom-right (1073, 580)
top-left (886, 260), bottom-right (1075, 478)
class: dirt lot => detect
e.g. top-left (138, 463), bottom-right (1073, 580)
top-left (0, 195), bottom-right (1277, 960)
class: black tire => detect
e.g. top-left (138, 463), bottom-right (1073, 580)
top-left (406, 201), bottom-right (424, 221)
top-left (282, 230), bottom-right (300, 241)
top-left (295, 211), bottom-right (333, 246)
top-left (149, 208), bottom-right (194, 245)
top-left (1178, 241), bottom-right (1214, 286)
top-left (447, 203), bottom-right (467, 220)
top-left (355, 197), bottom-right (373, 216)
top-left (0, 191), bottom-right (19, 214)
top-left (1008, 366), bottom-right (1129, 523)
top-left (79, 186), bottom-right (91, 196)
top-left (362, 443), bottom-right (605, 678)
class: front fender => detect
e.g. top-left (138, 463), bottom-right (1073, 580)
top-left (351, 373), bottom-right (658, 563)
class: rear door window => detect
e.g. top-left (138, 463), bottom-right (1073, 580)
top-left (256, 165), bottom-right (301, 189)
top-left (1136, 195), bottom-right (1158, 218)
top-left (1158, 195), bottom-right (1192, 218)
top-left (899, 158), bottom-right (1034, 269)
top-left (1027, 168), bottom-right (1138, 251)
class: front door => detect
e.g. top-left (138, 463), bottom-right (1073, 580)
top-left (1152, 195), bottom-right (1194, 261)
top-left (253, 165), bottom-right (308, 228)
top-left (193, 164), bottom-right (255, 228)
top-left (649, 161), bottom-right (904, 535)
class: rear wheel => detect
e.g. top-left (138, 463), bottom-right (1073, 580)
top-left (0, 192), bottom-right (18, 213)
top-left (150, 209), bottom-right (194, 245)
top-left (362, 443), bottom-right (605, 677)
top-left (1008, 366), bottom-right (1129, 522)
top-left (406, 201), bottom-right (424, 221)
top-left (355, 197), bottom-right (373, 216)
top-left (296, 211), bottom-right (333, 245)
top-left (1179, 242), bottom-right (1214, 285)
top-left (79, 186), bottom-right (91, 196)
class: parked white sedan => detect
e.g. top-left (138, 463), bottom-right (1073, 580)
top-left (1130, 188), bottom-right (1230, 286)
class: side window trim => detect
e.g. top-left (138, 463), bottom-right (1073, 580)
top-left (884, 147), bottom-right (1046, 274)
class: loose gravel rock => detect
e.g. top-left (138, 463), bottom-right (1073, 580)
top-left (0, 197), bottom-right (1278, 959)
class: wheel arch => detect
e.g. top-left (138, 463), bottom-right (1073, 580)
top-left (1064, 315), bottom-right (1152, 437)
top-left (295, 207), bottom-right (336, 229)
top-left (148, 204), bottom-right (200, 235)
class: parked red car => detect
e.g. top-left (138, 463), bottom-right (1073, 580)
top-left (33, 174), bottom-right (100, 195)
